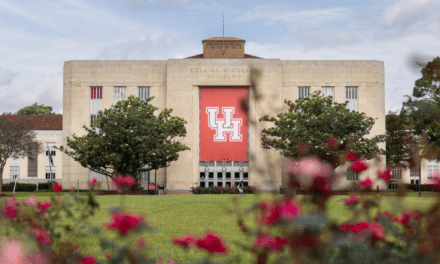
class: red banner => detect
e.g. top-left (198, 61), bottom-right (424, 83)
top-left (200, 87), bottom-right (248, 161)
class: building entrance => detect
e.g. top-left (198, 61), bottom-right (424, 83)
top-left (198, 161), bottom-right (249, 187)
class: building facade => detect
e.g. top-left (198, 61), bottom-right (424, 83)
top-left (63, 37), bottom-right (387, 191)
top-left (1, 115), bottom-right (63, 185)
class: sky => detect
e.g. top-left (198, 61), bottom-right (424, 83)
top-left (0, 0), bottom-right (439, 115)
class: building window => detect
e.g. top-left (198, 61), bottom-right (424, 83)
top-left (91, 87), bottom-right (102, 125)
top-left (10, 152), bottom-right (20, 180)
top-left (45, 143), bottom-right (56, 167)
top-left (322, 86), bottom-right (334, 99)
top-left (140, 165), bottom-right (150, 181)
top-left (114, 86), bottom-right (126, 105)
top-left (298, 87), bottom-right (310, 99)
top-left (392, 167), bottom-right (402, 180)
top-left (27, 146), bottom-right (38, 178)
top-left (410, 164), bottom-right (420, 178)
top-left (45, 172), bottom-right (55, 180)
top-left (346, 87), bottom-right (358, 112)
top-left (138, 87), bottom-right (150, 100)
top-left (428, 159), bottom-right (438, 178)
top-left (347, 169), bottom-right (359, 181)
top-left (90, 171), bottom-right (102, 181)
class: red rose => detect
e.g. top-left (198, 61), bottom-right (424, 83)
top-left (279, 198), bottom-right (301, 219)
top-left (360, 177), bottom-right (374, 189)
top-left (344, 194), bottom-right (360, 206)
top-left (350, 160), bottom-right (369, 173)
top-left (104, 253), bottom-right (111, 259)
top-left (53, 182), bottom-right (62, 192)
top-left (377, 168), bottom-right (392, 182)
top-left (36, 201), bottom-right (52, 214)
top-left (328, 136), bottom-right (339, 150)
top-left (195, 232), bottom-right (228, 254)
top-left (105, 211), bottom-right (144, 235)
top-left (347, 152), bottom-right (358, 162)
top-left (113, 174), bottom-right (136, 189)
top-left (172, 234), bottom-right (195, 248)
top-left (91, 178), bottom-right (98, 186)
top-left (430, 176), bottom-right (440, 192)
top-left (80, 256), bottom-right (97, 264)
top-left (259, 201), bottom-right (281, 225)
top-left (367, 223), bottom-right (386, 241)
top-left (32, 229), bottom-right (52, 244)
top-left (254, 235), bottom-right (288, 252)
top-left (4, 197), bottom-right (19, 219)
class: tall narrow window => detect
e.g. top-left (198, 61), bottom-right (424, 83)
top-left (298, 87), bottom-right (310, 99)
top-left (428, 159), bottom-right (438, 179)
top-left (138, 87), bottom-right (150, 100)
top-left (27, 144), bottom-right (38, 178)
top-left (346, 87), bottom-right (358, 112)
top-left (114, 86), bottom-right (126, 105)
top-left (45, 143), bottom-right (56, 167)
top-left (347, 170), bottom-right (359, 181)
top-left (91, 87), bottom-right (102, 125)
top-left (10, 152), bottom-right (20, 179)
top-left (322, 87), bottom-right (334, 100)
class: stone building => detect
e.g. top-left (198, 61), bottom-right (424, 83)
top-left (1, 115), bottom-right (62, 185)
top-left (62, 37), bottom-right (386, 192)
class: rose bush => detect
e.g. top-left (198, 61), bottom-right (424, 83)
top-left (1, 157), bottom-right (440, 263)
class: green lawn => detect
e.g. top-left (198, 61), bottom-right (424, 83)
top-left (3, 192), bottom-right (439, 263)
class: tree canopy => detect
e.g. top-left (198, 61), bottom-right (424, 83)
top-left (0, 117), bottom-right (42, 193)
top-left (259, 91), bottom-right (386, 168)
top-left (401, 57), bottom-right (440, 159)
top-left (385, 112), bottom-right (417, 169)
top-left (58, 96), bottom-right (190, 182)
top-left (2, 103), bottom-right (59, 115)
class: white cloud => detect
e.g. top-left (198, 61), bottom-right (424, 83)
top-left (0, 67), bottom-right (19, 86)
top-left (381, 0), bottom-right (440, 28)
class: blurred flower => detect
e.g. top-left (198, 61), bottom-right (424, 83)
top-left (377, 168), bottom-right (392, 182)
top-left (195, 232), bottom-right (228, 254)
top-left (259, 201), bottom-right (281, 225)
top-left (350, 160), bottom-right (369, 173)
top-left (104, 253), bottom-right (111, 259)
top-left (360, 177), bottom-right (374, 189)
top-left (280, 198), bottom-right (301, 219)
top-left (53, 182), bottom-right (62, 192)
top-left (399, 210), bottom-right (422, 226)
top-left (113, 174), bottom-right (136, 189)
top-left (429, 175), bottom-right (440, 192)
top-left (80, 256), bottom-right (97, 264)
top-left (91, 178), bottom-right (98, 187)
top-left (23, 195), bottom-right (37, 206)
top-left (283, 156), bottom-right (333, 189)
top-left (105, 211), bottom-right (144, 235)
top-left (347, 152), bottom-right (358, 162)
top-left (254, 235), bottom-right (288, 252)
top-left (0, 239), bottom-right (27, 264)
top-left (36, 201), bottom-right (52, 214)
top-left (32, 229), bottom-right (52, 245)
top-left (311, 176), bottom-right (332, 199)
top-left (4, 197), bottom-right (19, 219)
top-left (344, 194), bottom-right (360, 206)
top-left (172, 235), bottom-right (195, 248)
top-left (328, 136), bottom-right (339, 150)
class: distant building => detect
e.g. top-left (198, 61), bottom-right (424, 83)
top-left (63, 37), bottom-right (386, 192)
top-left (1, 115), bottom-right (62, 184)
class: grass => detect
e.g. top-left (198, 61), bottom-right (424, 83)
top-left (2, 192), bottom-right (439, 263)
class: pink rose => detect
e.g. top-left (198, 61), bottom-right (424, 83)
top-left (360, 177), bottom-right (374, 189)
top-left (195, 232), bottom-right (228, 254)
top-left (53, 182), bottom-right (62, 192)
top-left (350, 160), bottom-right (369, 173)
top-left (344, 194), bottom-right (360, 206)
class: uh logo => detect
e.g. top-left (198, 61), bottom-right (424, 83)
top-left (206, 107), bottom-right (243, 142)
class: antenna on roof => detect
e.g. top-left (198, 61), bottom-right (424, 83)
top-left (222, 13), bottom-right (225, 55)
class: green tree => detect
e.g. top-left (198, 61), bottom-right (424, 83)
top-left (0, 117), bottom-right (43, 193)
top-left (58, 96), bottom-right (190, 184)
top-left (401, 57), bottom-right (440, 159)
top-left (386, 112), bottom-right (417, 169)
top-left (259, 91), bottom-right (385, 168)
top-left (2, 103), bottom-right (59, 115)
